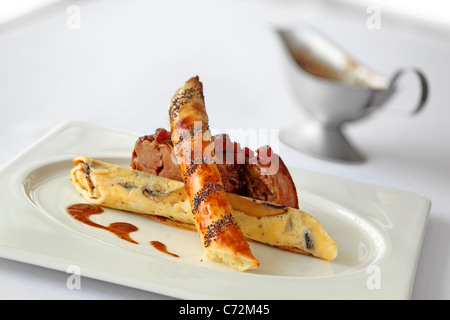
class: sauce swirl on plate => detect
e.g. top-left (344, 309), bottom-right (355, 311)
top-left (66, 203), bottom-right (138, 244)
top-left (150, 241), bottom-right (179, 257)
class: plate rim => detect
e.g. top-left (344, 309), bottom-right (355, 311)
top-left (0, 121), bottom-right (431, 299)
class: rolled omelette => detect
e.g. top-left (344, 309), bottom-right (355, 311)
top-left (70, 155), bottom-right (337, 261)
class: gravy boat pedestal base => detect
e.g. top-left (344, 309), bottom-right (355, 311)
top-left (280, 122), bottom-right (364, 162)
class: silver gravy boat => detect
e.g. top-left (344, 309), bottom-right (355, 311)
top-left (278, 27), bottom-right (428, 162)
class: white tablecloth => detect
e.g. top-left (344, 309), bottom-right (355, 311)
top-left (0, 0), bottom-right (449, 299)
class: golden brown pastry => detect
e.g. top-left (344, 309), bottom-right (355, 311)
top-left (70, 155), bottom-right (338, 261)
top-left (168, 76), bottom-right (260, 271)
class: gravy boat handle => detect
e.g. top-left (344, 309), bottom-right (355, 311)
top-left (388, 67), bottom-right (429, 115)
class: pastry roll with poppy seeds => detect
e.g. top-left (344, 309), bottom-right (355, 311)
top-left (168, 76), bottom-right (260, 271)
top-left (70, 155), bottom-right (338, 262)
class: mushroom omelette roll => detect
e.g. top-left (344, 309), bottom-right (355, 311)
top-left (168, 76), bottom-right (260, 271)
top-left (70, 155), bottom-right (338, 261)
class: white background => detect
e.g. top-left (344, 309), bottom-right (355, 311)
top-left (0, 0), bottom-right (449, 299)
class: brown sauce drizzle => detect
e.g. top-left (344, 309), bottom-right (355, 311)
top-left (66, 203), bottom-right (138, 244)
top-left (67, 204), bottom-right (180, 257)
top-left (150, 241), bottom-right (179, 257)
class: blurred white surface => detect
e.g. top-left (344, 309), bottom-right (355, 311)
top-left (337, 0), bottom-right (450, 30)
top-left (0, 0), bottom-right (60, 25)
top-left (0, 0), bottom-right (449, 300)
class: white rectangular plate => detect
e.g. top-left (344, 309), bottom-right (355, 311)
top-left (0, 122), bottom-right (430, 299)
